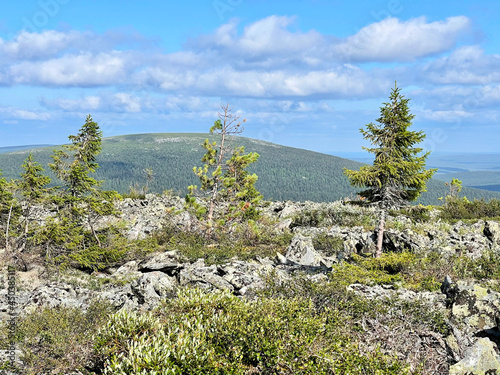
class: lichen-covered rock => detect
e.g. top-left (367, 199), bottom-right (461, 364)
top-left (130, 271), bottom-right (177, 309)
top-left (445, 280), bottom-right (500, 335)
top-left (449, 338), bottom-right (500, 375)
top-left (138, 250), bottom-right (186, 273)
top-left (178, 263), bottom-right (234, 292)
top-left (484, 221), bottom-right (500, 248)
top-left (285, 234), bottom-right (326, 266)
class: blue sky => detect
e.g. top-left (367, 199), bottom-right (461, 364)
top-left (1, 0), bottom-right (500, 155)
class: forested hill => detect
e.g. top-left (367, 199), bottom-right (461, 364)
top-left (1, 133), bottom-right (499, 205)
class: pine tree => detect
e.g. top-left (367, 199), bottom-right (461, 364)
top-left (344, 83), bottom-right (436, 257)
top-left (222, 146), bottom-right (262, 222)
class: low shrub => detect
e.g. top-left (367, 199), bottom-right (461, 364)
top-left (312, 233), bottom-right (344, 257)
top-left (0, 298), bottom-right (116, 374)
top-left (390, 204), bottom-right (432, 223)
top-left (291, 205), bottom-right (377, 229)
top-left (155, 218), bottom-right (293, 265)
top-left (94, 288), bottom-right (410, 374)
top-left (439, 196), bottom-right (500, 221)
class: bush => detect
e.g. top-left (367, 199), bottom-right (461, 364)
top-left (0, 299), bottom-right (115, 374)
top-left (291, 204), bottom-right (377, 229)
top-left (94, 288), bottom-right (410, 374)
top-left (453, 250), bottom-right (500, 280)
top-left (391, 204), bottom-right (432, 223)
top-left (155, 218), bottom-right (292, 265)
top-left (440, 196), bottom-right (500, 221)
top-left (312, 233), bottom-right (344, 257)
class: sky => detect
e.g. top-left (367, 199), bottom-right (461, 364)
top-left (1, 0), bottom-right (500, 155)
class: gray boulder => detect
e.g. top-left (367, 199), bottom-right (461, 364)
top-left (130, 271), bottom-right (177, 309)
top-left (449, 338), bottom-right (500, 375)
top-left (138, 250), bottom-right (185, 273)
top-left (285, 234), bottom-right (327, 266)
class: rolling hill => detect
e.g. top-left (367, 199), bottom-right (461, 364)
top-left (1, 133), bottom-right (499, 205)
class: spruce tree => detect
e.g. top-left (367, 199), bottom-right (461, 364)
top-left (17, 153), bottom-right (52, 251)
top-left (49, 115), bottom-right (117, 248)
top-left (0, 171), bottom-right (15, 250)
top-left (344, 83), bottom-right (436, 257)
top-left (49, 114), bottom-right (103, 201)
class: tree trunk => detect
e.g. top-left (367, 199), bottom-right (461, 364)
top-left (206, 182), bottom-right (218, 235)
top-left (5, 202), bottom-right (13, 252)
top-left (376, 209), bottom-right (386, 258)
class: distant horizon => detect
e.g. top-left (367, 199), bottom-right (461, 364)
top-left (1, 1), bottom-right (500, 154)
top-left (3, 132), bottom-right (500, 158)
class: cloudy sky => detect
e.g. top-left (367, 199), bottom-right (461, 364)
top-left (0, 0), bottom-right (499, 155)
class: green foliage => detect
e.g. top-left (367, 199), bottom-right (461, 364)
top-left (221, 146), bottom-right (263, 222)
top-left (439, 196), bottom-right (500, 221)
top-left (94, 288), bottom-right (410, 374)
top-left (291, 204), bottom-right (377, 229)
top-left (18, 153), bottom-right (52, 202)
top-left (312, 233), bottom-right (344, 257)
top-left (0, 171), bottom-right (18, 249)
top-left (453, 250), bottom-right (500, 280)
top-left (49, 114), bottom-right (103, 199)
top-left (155, 218), bottom-right (292, 265)
top-left (187, 104), bottom-right (262, 230)
top-left (330, 261), bottom-right (404, 287)
top-left (0, 298), bottom-right (116, 374)
top-left (390, 204), bottom-right (432, 223)
top-left (344, 84), bottom-right (436, 208)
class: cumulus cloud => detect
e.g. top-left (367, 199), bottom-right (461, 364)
top-left (0, 29), bottom-right (154, 61)
top-left (0, 106), bottom-right (51, 120)
top-left (40, 92), bottom-right (149, 113)
top-left (335, 16), bottom-right (471, 62)
top-left (421, 45), bottom-right (500, 84)
top-left (9, 51), bottom-right (137, 87)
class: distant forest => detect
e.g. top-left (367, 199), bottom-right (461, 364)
top-left (1, 133), bottom-right (499, 205)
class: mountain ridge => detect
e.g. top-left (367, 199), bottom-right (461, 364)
top-left (0, 133), bottom-right (499, 205)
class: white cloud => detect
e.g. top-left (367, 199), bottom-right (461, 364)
top-left (335, 16), bottom-right (471, 62)
top-left (421, 45), bottom-right (500, 84)
top-left (0, 29), bottom-right (155, 62)
top-left (0, 30), bottom-right (85, 60)
top-left (419, 109), bottom-right (473, 122)
top-left (9, 52), bottom-right (134, 86)
top-left (0, 106), bottom-right (51, 120)
top-left (40, 92), bottom-right (147, 113)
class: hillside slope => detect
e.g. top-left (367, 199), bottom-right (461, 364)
top-left (0, 133), bottom-right (498, 204)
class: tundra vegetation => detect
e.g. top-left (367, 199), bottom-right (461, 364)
top-left (0, 100), bottom-right (500, 374)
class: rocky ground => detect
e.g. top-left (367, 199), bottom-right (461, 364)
top-left (2, 195), bottom-right (500, 374)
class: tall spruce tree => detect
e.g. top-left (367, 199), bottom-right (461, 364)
top-left (49, 115), bottom-right (117, 248)
top-left (344, 83), bottom-right (436, 257)
top-left (49, 114), bottom-right (102, 201)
